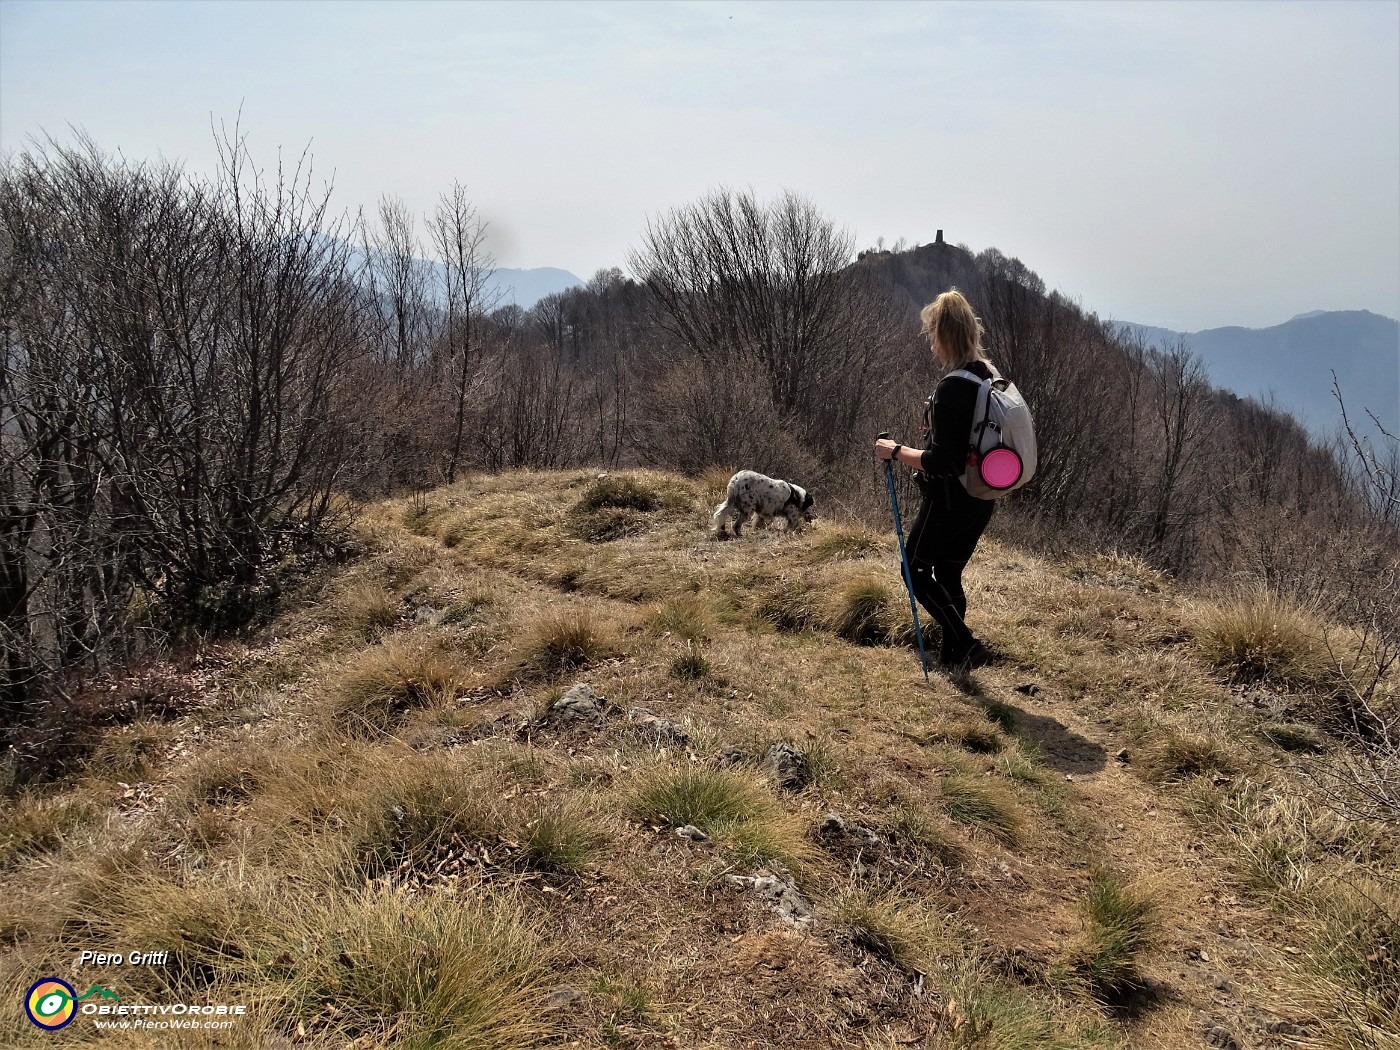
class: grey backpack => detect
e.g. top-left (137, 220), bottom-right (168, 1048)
top-left (948, 366), bottom-right (1038, 499)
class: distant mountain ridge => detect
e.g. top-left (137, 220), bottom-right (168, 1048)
top-left (486, 266), bottom-right (585, 308)
top-left (347, 236), bottom-right (585, 311)
top-left (1118, 310), bottom-right (1399, 440)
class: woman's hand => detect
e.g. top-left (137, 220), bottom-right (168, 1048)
top-left (874, 437), bottom-right (901, 462)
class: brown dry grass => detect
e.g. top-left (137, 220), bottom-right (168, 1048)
top-left (3, 471), bottom-right (1391, 1050)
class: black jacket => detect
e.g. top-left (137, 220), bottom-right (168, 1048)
top-left (906, 359), bottom-right (995, 564)
top-left (919, 359), bottom-right (992, 480)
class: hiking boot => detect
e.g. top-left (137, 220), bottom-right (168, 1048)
top-left (962, 642), bottom-right (998, 669)
top-left (941, 641), bottom-right (998, 672)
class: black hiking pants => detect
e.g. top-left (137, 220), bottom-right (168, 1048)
top-left (904, 478), bottom-right (994, 663)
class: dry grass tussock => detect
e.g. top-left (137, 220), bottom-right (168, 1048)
top-left (0, 790), bottom-right (102, 870)
top-left (330, 577), bottom-right (402, 642)
top-left (819, 572), bottom-right (905, 646)
top-left (1188, 775), bottom-right (1399, 1044)
top-left (625, 762), bottom-right (816, 871)
top-left (0, 864), bottom-right (562, 1050)
top-left (325, 635), bottom-right (471, 735)
top-left (510, 605), bottom-right (621, 681)
top-left (7, 468), bottom-right (1398, 1050)
top-left (938, 770), bottom-right (1025, 844)
top-left (1190, 586), bottom-right (1338, 690)
top-left (805, 520), bottom-right (887, 563)
top-left (827, 879), bottom-right (943, 970)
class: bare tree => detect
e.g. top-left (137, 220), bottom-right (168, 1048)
top-left (628, 187), bottom-right (901, 459)
top-left (427, 183), bottom-right (498, 483)
top-left (1335, 373), bottom-right (1400, 527)
top-left (362, 195), bottom-right (434, 373)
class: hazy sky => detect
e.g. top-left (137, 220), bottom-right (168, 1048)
top-left (2, 0), bottom-right (1397, 331)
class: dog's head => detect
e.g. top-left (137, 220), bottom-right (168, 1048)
top-left (789, 484), bottom-right (815, 522)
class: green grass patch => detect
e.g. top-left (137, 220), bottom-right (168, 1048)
top-left (626, 764), bottom-right (813, 869)
top-left (940, 772), bottom-right (1023, 843)
top-left (1055, 870), bottom-right (1158, 1005)
top-left (576, 475), bottom-right (662, 513)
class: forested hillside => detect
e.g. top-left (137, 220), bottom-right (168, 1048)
top-left (1119, 311), bottom-right (1399, 440)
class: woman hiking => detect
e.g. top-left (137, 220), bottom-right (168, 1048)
top-left (875, 289), bottom-right (1000, 671)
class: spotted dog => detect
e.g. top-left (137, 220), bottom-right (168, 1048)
top-left (713, 470), bottom-right (815, 538)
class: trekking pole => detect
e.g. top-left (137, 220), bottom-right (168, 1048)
top-left (877, 432), bottom-right (930, 681)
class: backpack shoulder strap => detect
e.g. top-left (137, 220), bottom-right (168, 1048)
top-left (954, 364), bottom-right (1011, 393)
top-left (947, 368), bottom-right (987, 386)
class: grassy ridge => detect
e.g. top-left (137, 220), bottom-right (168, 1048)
top-left (1, 469), bottom-right (1394, 1049)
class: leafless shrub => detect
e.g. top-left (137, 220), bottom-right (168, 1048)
top-left (2, 127), bottom-right (364, 726)
top-left (628, 187), bottom-right (904, 462)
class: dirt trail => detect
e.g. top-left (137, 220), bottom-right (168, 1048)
top-left (986, 671), bottom-right (1309, 1050)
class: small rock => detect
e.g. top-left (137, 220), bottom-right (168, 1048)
top-left (1203, 1024), bottom-right (1239, 1050)
top-left (727, 874), bottom-right (814, 925)
top-left (550, 683), bottom-right (604, 726)
top-left (819, 813), bottom-right (847, 836)
top-left (628, 706), bottom-right (690, 746)
top-left (817, 812), bottom-right (882, 850)
top-left (716, 745), bottom-right (750, 768)
top-left (675, 825), bottom-right (708, 842)
top-left (762, 742), bottom-right (811, 790)
top-left (853, 824), bottom-right (881, 847)
top-left (544, 986), bottom-right (583, 1010)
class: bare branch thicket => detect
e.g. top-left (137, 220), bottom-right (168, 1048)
top-left (975, 253), bottom-right (1169, 553)
top-left (1306, 384), bottom-right (1400, 829)
top-left (1, 131), bottom-right (367, 726)
top-left (475, 333), bottom-right (583, 472)
top-left (348, 197), bottom-right (442, 493)
top-left (362, 195), bottom-right (435, 374)
top-left (532, 291), bottom-right (570, 359)
top-left (978, 262), bottom-right (1135, 531)
top-left (1142, 341), bottom-right (1218, 572)
top-left (544, 272), bottom-right (647, 468)
top-left (0, 137), bottom-right (178, 723)
top-left (428, 183), bottom-right (499, 484)
top-left (1093, 326), bottom-right (1151, 537)
top-left (628, 187), bottom-right (903, 464)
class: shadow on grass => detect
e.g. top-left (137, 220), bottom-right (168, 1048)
top-left (1100, 976), bottom-right (1178, 1021)
top-left (946, 675), bottom-right (1107, 775)
top-left (1003, 705), bottom-right (1107, 775)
